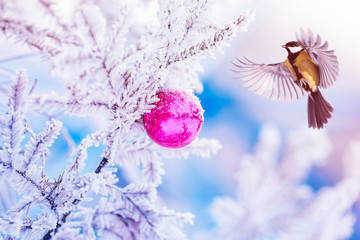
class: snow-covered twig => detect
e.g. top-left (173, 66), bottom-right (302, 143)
top-left (198, 126), bottom-right (360, 240)
top-left (0, 1), bottom-right (254, 239)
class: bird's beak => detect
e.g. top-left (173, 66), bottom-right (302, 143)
top-left (281, 45), bottom-right (286, 48)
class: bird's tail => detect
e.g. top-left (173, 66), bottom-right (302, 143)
top-left (307, 90), bottom-right (333, 129)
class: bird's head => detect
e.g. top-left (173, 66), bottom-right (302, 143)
top-left (282, 41), bottom-right (303, 54)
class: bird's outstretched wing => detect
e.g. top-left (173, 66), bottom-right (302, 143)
top-left (296, 28), bottom-right (339, 89)
top-left (233, 57), bottom-right (305, 101)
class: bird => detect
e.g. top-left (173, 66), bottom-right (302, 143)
top-left (233, 28), bottom-right (339, 129)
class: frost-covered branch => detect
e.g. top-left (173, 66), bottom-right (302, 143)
top-left (197, 126), bottom-right (360, 240)
top-left (0, 1), bottom-right (254, 239)
top-left (0, 71), bottom-right (62, 238)
top-left (167, 10), bottom-right (255, 66)
top-left (0, 18), bottom-right (80, 57)
top-left (1, 70), bottom-right (28, 164)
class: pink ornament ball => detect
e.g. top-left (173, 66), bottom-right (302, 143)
top-left (143, 90), bottom-right (204, 148)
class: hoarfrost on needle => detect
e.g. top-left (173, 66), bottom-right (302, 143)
top-left (0, 0), bottom-right (253, 239)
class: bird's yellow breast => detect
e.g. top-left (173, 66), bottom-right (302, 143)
top-left (284, 50), bottom-right (320, 90)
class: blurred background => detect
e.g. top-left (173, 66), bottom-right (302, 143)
top-left (161, 0), bottom-right (360, 238)
top-left (1, 0), bottom-right (360, 239)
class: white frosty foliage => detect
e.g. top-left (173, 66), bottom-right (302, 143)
top-left (0, 71), bottom-right (60, 238)
top-left (197, 125), bottom-right (360, 240)
top-left (0, 0), bottom-right (253, 239)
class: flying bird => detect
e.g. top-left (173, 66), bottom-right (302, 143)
top-left (233, 29), bottom-right (339, 129)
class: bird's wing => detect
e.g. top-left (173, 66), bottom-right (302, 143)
top-left (296, 28), bottom-right (339, 89)
top-left (233, 57), bottom-right (305, 101)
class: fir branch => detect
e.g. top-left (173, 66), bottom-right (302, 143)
top-left (0, 1), bottom-right (255, 239)
top-left (178, 0), bottom-right (209, 43)
top-left (141, 156), bottom-right (165, 187)
top-left (167, 10), bottom-right (255, 67)
top-left (42, 156), bottom-right (109, 239)
top-left (90, 184), bottom-right (186, 239)
top-left (95, 157), bottom-right (108, 174)
top-left (200, 126), bottom-right (360, 240)
top-left (0, 18), bottom-right (79, 57)
top-left (28, 93), bottom-right (111, 115)
top-left (76, 5), bottom-right (106, 46)
top-left (22, 118), bottom-right (62, 171)
top-left (2, 70), bottom-right (28, 164)
top-left (71, 130), bottom-right (106, 173)
top-left (37, 0), bottom-right (69, 31)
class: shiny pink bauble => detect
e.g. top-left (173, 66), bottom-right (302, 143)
top-left (143, 90), bottom-right (204, 148)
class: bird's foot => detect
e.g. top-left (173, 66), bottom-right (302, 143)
top-left (298, 78), bottom-right (312, 92)
top-left (299, 78), bottom-right (307, 88)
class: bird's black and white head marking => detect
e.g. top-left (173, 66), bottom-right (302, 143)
top-left (282, 41), bottom-right (303, 53)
